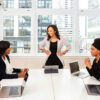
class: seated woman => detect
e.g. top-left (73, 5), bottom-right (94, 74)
top-left (40, 25), bottom-right (71, 69)
top-left (84, 38), bottom-right (100, 80)
top-left (0, 41), bottom-right (29, 81)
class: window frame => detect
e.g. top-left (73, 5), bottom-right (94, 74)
top-left (0, 0), bottom-right (100, 56)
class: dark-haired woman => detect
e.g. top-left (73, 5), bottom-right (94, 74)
top-left (40, 25), bottom-right (71, 69)
top-left (84, 38), bottom-right (100, 80)
top-left (0, 41), bottom-right (29, 81)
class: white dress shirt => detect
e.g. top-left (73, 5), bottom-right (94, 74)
top-left (2, 57), bottom-right (13, 74)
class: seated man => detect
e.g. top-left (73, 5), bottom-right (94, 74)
top-left (84, 38), bottom-right (100, 80)
top-left (0, 41), bottom-right (29, 81)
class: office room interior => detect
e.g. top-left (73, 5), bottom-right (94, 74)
top-left (0, 0), bottom-right (100, 100)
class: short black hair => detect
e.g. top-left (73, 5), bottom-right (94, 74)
top-left (92, 38), bottom-right (100, 50)
top-left (0, 41), bottom-right (10, 56)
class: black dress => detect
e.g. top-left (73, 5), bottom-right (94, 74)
top-left (45, 41), bottom-right (63, 69)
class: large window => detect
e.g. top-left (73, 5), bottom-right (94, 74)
top-left (38, 15), bottom-right (72, 53)
top-left (2, 0), bottom-right (14, 8)
top-left (0, 0), bottom-right (100, 56)
top-left (38, 0), bottom-right (73, 9)
top-left (3, 16), bottom-right (14, 36)
top-left (79, 0), bottom-right (100, 9)
top-left (19, 0), bottom-right (32, 8)
top-left (2, 0), bottom-right (32, 8)
top-left (3, 16), bottom-right (31, 53)
top-left (79, 16), bottom-right (100, 54)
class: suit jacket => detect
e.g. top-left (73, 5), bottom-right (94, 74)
top-left (86, 58), bottom-right (100, 80)
top-left (0, 55), bottom-right (21, 81)
top-left (40, 36), bottom-right (71, 66)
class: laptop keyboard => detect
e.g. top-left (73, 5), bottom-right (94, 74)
top-left (96, 86), bottom-right (100, 93)
top-left (9, 86), bottom-right (19, 96)
top-left (75, 72), bottom-right (85, 76)
top-left (74, 73), bottom-right (80, 76)
top-left (90, 86), bottom-right (100, 94)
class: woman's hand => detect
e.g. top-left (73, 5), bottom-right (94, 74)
top-left (21, 68), bottom-right (29, 72)
top-left (84, 57), bottom-right (92, 69)
top-left (46, 51), bottom-right (51, 55)
top-left (58, 52), bottom-right (64, 56)
top-left (24, 68), bottom-right (29, 72)
top-left (18, 71), bottom-right (26, 78)
top-left (41, 48), bottom-right (51, 55)
top-left (58, 49), bottom-right (68, 56)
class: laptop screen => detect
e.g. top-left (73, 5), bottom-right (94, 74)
top-left (9, 86), bottom-right (19, 96)
top-left (69, 61), bottom-right (80, 74)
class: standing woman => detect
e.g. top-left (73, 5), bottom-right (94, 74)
top-left (40, 25), bottom-right (71, 69)
top-left (0, 41), bottom-right (29, 81)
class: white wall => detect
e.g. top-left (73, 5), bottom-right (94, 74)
top-left (10, 56), bottom-right (94, 69)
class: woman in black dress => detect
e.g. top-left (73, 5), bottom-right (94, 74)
top-left (40, 25), bottom-right (71, 69)
top-left (45, 40), bottom-right (63, 69)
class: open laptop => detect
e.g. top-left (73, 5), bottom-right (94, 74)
top-left (44, 65), bottom-right (59, 73)
top-left (0, 78), bottom-right (25, 98)
top-left (0, 86), bottom-right (24, 98)
top-left (69, 61), bottom-right (88, 78)
top-left (85, 84), bottom-right (100, 95)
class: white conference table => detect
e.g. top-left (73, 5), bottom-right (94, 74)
top-left (0, 69), bottom-right (100, 100)
top-left (51, 69), bottom-right (100, 100)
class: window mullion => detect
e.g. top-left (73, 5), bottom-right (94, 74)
top-left (73, 0), bottom-right (80, 56)
top-left (30, 0), bottom-right (38, 55)
top-left (14, 0), bottom-right (18, 8)
top-left (0, 14), bottom-right (3, 40)
top-left (14, 16), bottom-right (18, 37)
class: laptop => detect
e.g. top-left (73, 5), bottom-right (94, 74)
top-left (44, 65), bottom-right (59, 73)
top-left (0, 86), bottom-right (24, 98)
top-left (69, 61), bottom-right (88, 78)
top-left (85, 84), bottom-right (100, 95)
top-left (0, 78), bottom-right (25, 98)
